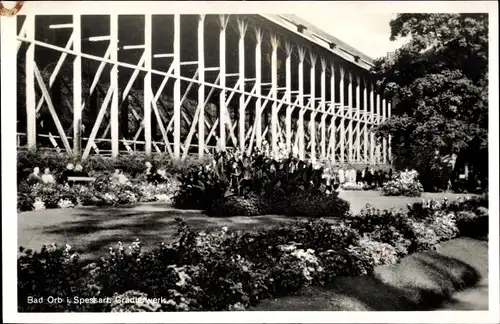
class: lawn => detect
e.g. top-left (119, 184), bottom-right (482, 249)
top-left (17, 190), bottom-right (472, 260)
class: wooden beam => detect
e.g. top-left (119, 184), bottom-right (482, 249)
top-left (255, 28), bottom-right (263, 150)
top-left (198, 15), bottom-right (206, 159)
top-left (376, 93), bottom-right (381, 164)
top-left (355, 76), bottom-right (361, 162)
top-left (388, 101), bottom-right (392, 163)
top-left (285, 42), bottom-right (293, 153)
top-left (382, 98), bottom-right (387, 164)
top-left (82, 86), bottom-right (114, 159)
top-left (34, 64), bottom-right (73, 155)
top-left (72, 15), bottom-right (82, 157)
top-left (298, 47), bottom-right (305, 159)
top-left (320, 59), bottom-right (327, 160)
top-left (271, 34), bottom-right (279, 154)
top-left (370, 83), bottom-right (375, 164)
top-left (339, 67), bottom-right (345, 164)
top-left (347, 72), bottom-right (353, 163)
top-left (173, 14), bottom-right (182, 158)
top-left (363, 79), bottom-right (369, 163)
top-left (144, 14), bottom-right (152, 156)
top-left (309, 53), bottom-right (317, 162)
top-left (218, 15), bottom-right (228, 151)
top-left (110, 14), bottom-right (119, 158)
top-left (237, 19), bottom-right (247, 152)
top-left (329, 63), bottom-right (336, 163)
top-left (25, 15), bottom-right (36, 151)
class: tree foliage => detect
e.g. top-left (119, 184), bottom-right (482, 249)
top-left (372, 14), bottom-right (488, 191)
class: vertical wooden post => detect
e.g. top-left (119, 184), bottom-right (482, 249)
top-left (370, 83), bottom-right (375, 165)
top-left (270, 35), bottom-right (279, 154)
top-left (255, 28), bottom-right (262, 150)
top-left (25, 14), bottom-right (36, 151)
top-left (309, 54), bottom-right (317, 162)
top-left (376, 93), bottom-right (381, 164)
top-left (144, 14), bottom-right (152, 156)
top-left (363, 79), bottom-right (368, 163)
top-left (347, 72), bottom-right (353, 163)
top-left (355, 76), bottom-right (361, 163)
top-left (238, 20), bottom-right (247, 152)
top-left (218, 15), bottom-right (228, 151)
top-left (329, 64), bottom-right (336, 163)
top-left (320, 59), bottom-right (326, 160)
top-left (285, 42), bottom-right (293, 153)
top-left (339, 67), bottom-right (345, 164)
top-left (298, 47), bottom-right (305, 159)
top-left (382, 98), bottom-right (387, 164)
top-left (388, 102), bottom-right (392, 163)
top-left (110, 14), bottom-right (119, 158)
top-left (173, 14), bottom-right (182, 158)
top-left (198, 15), bottom-right (206, 158)
top-left (73, 15), bottom-right (82, 157)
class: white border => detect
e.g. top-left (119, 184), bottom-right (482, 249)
top-left (2, 1), bottom-right (499, 323)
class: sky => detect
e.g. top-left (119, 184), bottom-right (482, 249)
top-left (296, 12), bottom-right (408, 59)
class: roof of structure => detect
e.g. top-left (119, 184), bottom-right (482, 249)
top-left (261, 14), bottom-right (375, 71)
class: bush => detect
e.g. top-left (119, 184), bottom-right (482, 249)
top-left (173, 145), bottom-right (345, 217)
top-left (456, 208), bottom-right (488, 238)
top-left (382, 170), bottom-right (424, 197)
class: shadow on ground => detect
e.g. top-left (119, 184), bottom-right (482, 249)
top-left (251, 238), bottom-right (488, 311)
top-left (18, 205), bottom-right (295, 259)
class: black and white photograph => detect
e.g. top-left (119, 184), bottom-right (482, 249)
top-left (1, 1), bottom-right (498, 322)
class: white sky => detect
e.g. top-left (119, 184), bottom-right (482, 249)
top-left (297, 12), bottom-right (409, 59)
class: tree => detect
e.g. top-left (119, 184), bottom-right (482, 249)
top-left (373, 14), bottom-right (488, 191)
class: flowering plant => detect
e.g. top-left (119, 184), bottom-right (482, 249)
top-left (382, 169), bottom-right (424, 197)
top-left (341, 182), bottom-right (366, 191)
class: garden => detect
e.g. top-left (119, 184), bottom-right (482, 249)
top-left (16, 12), bottom-right (490, 313)
top-left (17, 146), bottom-right (489, 312)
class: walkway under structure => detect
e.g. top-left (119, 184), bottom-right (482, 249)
top-left (16, 14), bottom-right (391, 165)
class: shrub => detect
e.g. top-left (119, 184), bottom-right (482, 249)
top-left (456, 209), bottom-right (488, 238)
top-left (174, 145), bottom-right (345, 217)
top-left (208, 194), bottom-right (268, 217)
top-left (284, 192), bottom-right (350, 218)
top-left (30, 183), bottom-right (78, 209)
top-left (17, 183), bottom-right (35, 212)
top-left (18, 244), bottom-right (100, 312)
top-left (350, 235), bottom-right (400, 267)
top-left (382, 170), bottom-right (424, 197)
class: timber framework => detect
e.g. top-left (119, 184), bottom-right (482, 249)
top-left (15, 14), bottom-right (392, 165)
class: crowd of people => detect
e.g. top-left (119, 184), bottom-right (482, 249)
top-left (25, 161), bottom-right (174, 187)
top-left (329, 167), bottom-right (394, 189)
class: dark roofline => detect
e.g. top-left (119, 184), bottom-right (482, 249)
top-left (260, 14), bottom-right (375, 71)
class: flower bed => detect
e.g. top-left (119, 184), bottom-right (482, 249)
top-left (382, 170), bottom-right (424, 197)
top-left (17, 177), bottom-right (180, 212)
top-left (341, 182), bottom-right (366, 191)
top-left (172, 144), bottom-right (348, 217)
top-left (18, 195), bottom-right (488, 312)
